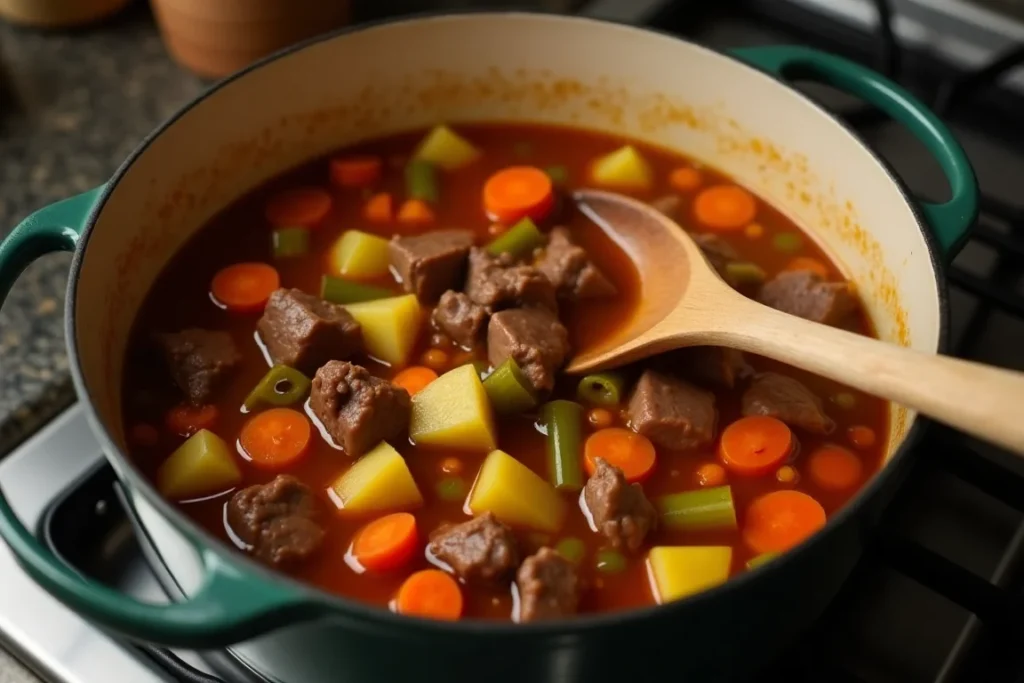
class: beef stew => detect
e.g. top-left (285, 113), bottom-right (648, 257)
top-left (122, 123), bottom-right (887, 622)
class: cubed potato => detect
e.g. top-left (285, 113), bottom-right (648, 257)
top-left (329, 230), bottom-right (391, 279)
top-left (344, 294), bottom-right (422, 367)
top-left (591, 145), bottom-right (653, 190)
top-left (157, 429), bottom-right (241, 501)
top-left (646, 546), bottom-right (733, 604)
top-left (413, 125), bottom-right (481, 171)
top-left (329, 441), bottom-right (423, 515)
top-left (468, 449), bottom-right (567, 532)
top-left (410, 364), bottom-right (496, 452)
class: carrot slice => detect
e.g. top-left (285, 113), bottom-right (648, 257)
top-left (330, 156), bottom-right (382, 189)
top-left (364, 192), bottom-right (393, 223)
top-left (395, 569), bottom-right (463, 621)
top-left (784, 256), bottom-right (829, 278)
top-left (210, 263), bottom-right (280, 313)
top-left (392, 366), bottom-right (438, 396)
top-left (440, 457), bottom-right (462, 474)
top-left (396, 198), bottom-right (435, 226)
top-left (744, 490), bottom-right (826, 554)
top-left (669, 167), bottom-right (703, 192)
top-left (238, 407), bottom-right (311, 470)
top-left (695, 462), bottom-right (727, 487)
top-left (584, 427), bottom-right (657, 483)
top-left (587, 408), bottom-right (615, 430)
top-left (694, 184), bottom-right (757, 231)
top-left (350, 512), bottom-right (419, 572)
top-left (165, 404), bottom-right (218, 437)
top-left (265, 187), bottom-right (333, 227)
top-left (483, 166), bottom-right (555, 224)
top-left (847, 425), bottom-right (877, 449)
top-left (807, 445), bottom-right (863, 491)
top-left (719, 416), bottom-right (794, 477)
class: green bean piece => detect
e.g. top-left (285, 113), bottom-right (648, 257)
top-left (555, 537), bottom-right (586, 564)
top-left (483, 358), bottom-right (537, 414)
top-left (746, 552), bottom-right (779, 570)
top-left (595, 548), bottom-right (627, 574)
top-left (485, 217), bottom-right (545, 259)
top-left (576, 372), bottom-right (627, 407)
top-left (545, 165), bottom-right (569, 185)
top-left (657, 486), bottom-right (738, 532)
top-left (541, 400), bottom-right (585, 492)
top-left (272, 227), bottom-right (310, 258)
top-left (320, 275), bottom-right (392, 305)
top-left (772, 232), bottom-right (803, 253)
top-left (471, 359), bottom-right (492, 381)
top-left (243, 365), bottom-right (312, 411)
top-left (723, 261), bottom-right (766, 286)
top-left (405, 159), bottom-right (439, 203)
top-left (513, 141), bottom-right (533, 158)
top-left (435, 477), bottom-right (467, 503)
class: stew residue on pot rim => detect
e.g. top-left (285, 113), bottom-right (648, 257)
top-left (121, 123), bottom-right (887, 622)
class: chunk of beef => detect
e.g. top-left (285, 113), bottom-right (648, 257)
top-left (742, 372), bottom-right (834, 434)
top-left (671, 346), bottom-right (751, 389)
top-left (534, 227), bottom-right (616, 301)
top-left (650, 194), bottom-right (681, 219)
top-left (583, 458), bottom-right (657, 553)
top-left (428, 512), bottom-right (519, 583)
top-left (431, 290), bottom-right (489, 348)
top-left (627, 370), bottom-right (716, 450)
top-left (257, 288), bottom-right (362, 375)
top-left (516, 547), bottom-right (580, 623)
top-left (389, 229), bottom-right (475, 303)
top-left (691, 232), bottom-right (744, 286)
top-left (465, 247), bottom-right (557, 312)
top-left (309, 361), bottom-right (410, 457)
top-left (758, 270), bottom-right (858, 326)
top-left (487, 307), bottom-right (569, 393)
top-left (155, 328), bottom-right (240, 406)
top-left (227, 475), bottom-right (324, 566)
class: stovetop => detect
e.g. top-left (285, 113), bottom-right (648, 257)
top-left (4, 0), bottom-right (1024, 681)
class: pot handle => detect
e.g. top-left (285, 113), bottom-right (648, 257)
top-left (0, 190), bottom-right (322, 647)
top-left (730, 45), bottom-right (978, 257)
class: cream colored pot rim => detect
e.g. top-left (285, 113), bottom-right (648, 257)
top-left (65, 11), bottom-right (950, 634)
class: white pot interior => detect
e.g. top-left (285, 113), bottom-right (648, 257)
top-left (73, 13), bottom-right (940, 467)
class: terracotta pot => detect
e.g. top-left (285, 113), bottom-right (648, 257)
top-left (149, 0), bottom-right (350, 78)
top-left (0, 0), bottom-right (131, 27)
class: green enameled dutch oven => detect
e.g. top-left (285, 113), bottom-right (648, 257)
top-left (0, 12), bottom-right (976, 683)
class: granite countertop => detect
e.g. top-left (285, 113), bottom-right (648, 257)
top-left (0, 5), bottom-right (201, 677)
top-left (0, 0), bottom-right (515, 457)
top-left (0, 4), bottom-right (205, 455)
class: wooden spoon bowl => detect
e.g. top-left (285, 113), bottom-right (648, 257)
top-left (567, 189), bottom-right (1024, 455)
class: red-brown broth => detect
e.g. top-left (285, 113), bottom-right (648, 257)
top-left (121, 123), bottom-right (888, 620)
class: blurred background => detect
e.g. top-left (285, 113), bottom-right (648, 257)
top-left (0, 0), bottom-right (584, 456)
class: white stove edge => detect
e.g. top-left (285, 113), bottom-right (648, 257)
top-left (0, 405), bottom-right (181, 683)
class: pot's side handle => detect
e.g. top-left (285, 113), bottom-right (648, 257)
top-left (730, 45), bottom-right (978, 258)
top-left (0, 191), bottom-right (323, 648)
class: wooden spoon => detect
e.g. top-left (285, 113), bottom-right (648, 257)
top-left (567, 189), bottom-right (1024, 455)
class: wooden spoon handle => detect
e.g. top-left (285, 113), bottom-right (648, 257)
top-left (710, 301), bottom-right (1024, 455)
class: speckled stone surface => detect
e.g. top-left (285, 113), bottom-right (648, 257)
top-left (0, 4), bottom-right (205, 456)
